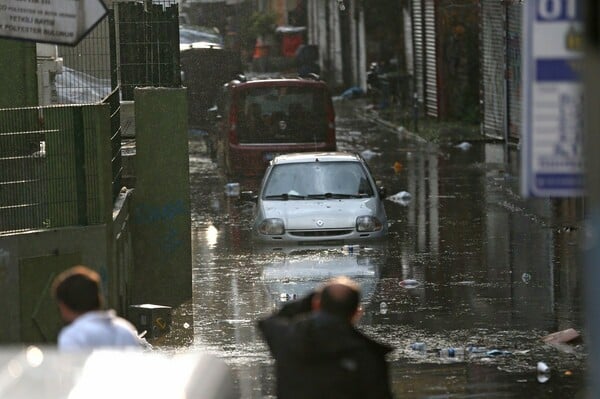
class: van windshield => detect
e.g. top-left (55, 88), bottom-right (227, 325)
top-left (237, 86), bottom-right (329, 144)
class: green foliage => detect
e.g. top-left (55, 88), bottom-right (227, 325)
top-left (240, 11), bottom-right (277, 44)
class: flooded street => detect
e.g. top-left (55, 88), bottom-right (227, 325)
top-left (159, 99), bottom-right (586, 398)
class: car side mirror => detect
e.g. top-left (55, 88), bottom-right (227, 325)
top-left (240, 191), bottom-right (258, 202)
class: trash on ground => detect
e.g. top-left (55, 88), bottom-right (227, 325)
top-left (541, 328), bottom-right (581, 345)
top-left (393, 161), bottom-right (403, 173)
top-left (522, 272), bottom-right (532, 284)
top-left (455, 142), bottom-right (472, 151)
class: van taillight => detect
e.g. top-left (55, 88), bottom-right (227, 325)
top-left (229, 104), bottom-right (238, 144)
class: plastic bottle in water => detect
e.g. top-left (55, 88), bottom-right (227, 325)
top-left (379, 302), bottom-right (388, 314)
top-left (439, 348), bottom-right (465, 358)
top-left (342, 244), bottom-right (360, 254)
top-left (224, 182), bottom-right (240, 197)
top-left (410, 342), bottom-right (426, 352)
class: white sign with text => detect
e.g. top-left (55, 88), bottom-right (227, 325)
top-left (0, 0), bottom-right (107, 45)
top-left (522, 0), bottom-right (584, 197)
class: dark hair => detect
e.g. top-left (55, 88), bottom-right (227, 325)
top-left (52, 266), bottom-right (104, 313)
top-left (319, 276), bottom-right (361, 320)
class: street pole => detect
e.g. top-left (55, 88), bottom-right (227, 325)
top-left (584, 1), bottom-right (600, 398)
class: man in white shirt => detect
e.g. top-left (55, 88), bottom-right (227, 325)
top-left (52, 265), bottom-right (148, 350)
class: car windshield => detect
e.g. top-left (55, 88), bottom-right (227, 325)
top-left (262, 161), bottom-right (374, 199)
top-left (237, 86), bottom-right (329, 144)
top-left (179, 27), bottom-right (223, 45)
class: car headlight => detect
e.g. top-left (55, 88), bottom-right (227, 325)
top-left (356, 216), bottom-right (382, 232)
top-left (258, 218), bottom-right (285, 235)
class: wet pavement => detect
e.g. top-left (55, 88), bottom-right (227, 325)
top-left (155, 99), bottom-right (587, 398)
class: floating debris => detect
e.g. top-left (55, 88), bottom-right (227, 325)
top-left (387, 191), bottom-right (412, 205)
top-left (399, 279), bottom-right (420, 288)
top-left (455, 142), bottom-right (472, 151)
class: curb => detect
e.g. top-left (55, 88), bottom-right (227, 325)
top-left (357, 106), bottom-right (429, 144)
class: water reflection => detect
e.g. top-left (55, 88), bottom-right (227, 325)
top-left (258, 245), bottom-right (385, 310)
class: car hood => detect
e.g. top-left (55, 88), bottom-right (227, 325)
top-left (260, 198), bottom-right (380, 230)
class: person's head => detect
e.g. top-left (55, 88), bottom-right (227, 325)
top-left (313, 276), bottom-right (362, 323)
top-left (52, 266), bottom-right (104, 323)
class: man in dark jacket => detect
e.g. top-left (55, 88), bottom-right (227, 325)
top-left (258, 276), bottom-right (394, 399)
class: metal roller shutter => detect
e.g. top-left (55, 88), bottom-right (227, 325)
top-left (423, 0), bottom-right (438, 118)
top-left (507, 1), bottom-right (523, 140)
top-left (412, 0), bottom-right (424, 103)
top-left (480, 0), bottom-right (505, 138)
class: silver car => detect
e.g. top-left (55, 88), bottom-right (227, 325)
top-left (250, 152), bottom-right (388, 244)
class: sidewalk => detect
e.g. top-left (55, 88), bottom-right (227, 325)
top-left (351, 96), bottom-right (489, 144)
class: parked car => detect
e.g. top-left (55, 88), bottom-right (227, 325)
top-left (208, 75), bottom-right (336, 178)
top-left (179, 24), bottom-right (224, 50)
top-left (245, 152), bottom-right (388, 245)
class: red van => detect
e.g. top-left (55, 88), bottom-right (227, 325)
top-left (208, 75), bottom-right (336, 178)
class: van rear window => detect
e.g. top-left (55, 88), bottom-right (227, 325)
top-left (237, 86), bottom-right (329, 144)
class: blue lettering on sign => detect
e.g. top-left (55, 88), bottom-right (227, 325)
top-left (536, 0), bottom-right (582, 21)
top-left (536, 59), bottom-right (582, 82)
top-left (535, 173), bottom-right (584, 189)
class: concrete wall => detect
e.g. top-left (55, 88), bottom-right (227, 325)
top-left (131, 87), bottom-right (192, 306)
top-left (0, 39), bottom-right (38, 108)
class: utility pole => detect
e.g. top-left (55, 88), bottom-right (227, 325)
top-left (585, 1), bottom-right (600, 398)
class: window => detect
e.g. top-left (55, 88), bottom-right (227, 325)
top-left (237, 86), bottom-right (328, 144)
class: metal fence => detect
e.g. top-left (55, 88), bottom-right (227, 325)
top-left (115, 1), bottom-right (181, 100)
top-left (0, 105), bottom-right (108, 234)
top-left (0, 1), bottom-right (182, 234)
top-left (55, 13), bottom-right (115, 105)
top-left (54, 1), bottom-right (181, 103)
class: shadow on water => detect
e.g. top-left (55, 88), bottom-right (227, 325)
top-left (156, 102), bottom-right (586, 398)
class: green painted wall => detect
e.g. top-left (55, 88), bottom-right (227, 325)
top-left (0, 39), bottom-right (38, 108)
top-left (131, 87), bottom-right (192, 306)
top-left (0, 226), bottom-right (110, 343)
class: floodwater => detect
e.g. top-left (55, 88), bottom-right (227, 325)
top-left (156, 100), bottom-right (587, 398)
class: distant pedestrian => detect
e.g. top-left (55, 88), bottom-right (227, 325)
top-left (52, 265), bottom-right (149, 351)
top-left (258, 276), bottom-right (394, 399)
